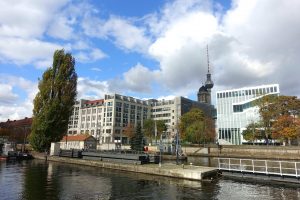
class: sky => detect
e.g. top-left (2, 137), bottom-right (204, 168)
top-left (0, 0), bottom-right (300, 121)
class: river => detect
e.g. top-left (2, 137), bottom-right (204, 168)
top-left (0, 159), bottom-right (300, 200)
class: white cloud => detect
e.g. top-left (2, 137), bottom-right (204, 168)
top-left (77, 77), bottom-right (109, 100)
top-left (0, 1), bottom-right (105, 68)
top-left (0, 84), bottom-right (18, 104)
top-left (75, 48), bottom-right (107, 63)
top-left (82, 15), bottom-right (151, 53)
top-left (220, 0), bottom-right (300, 95)
top-left (90, 67), bottom-right (102, 72)
top-left (0, 37), bottom-right (63, 68)
top-left (135, 0), bottom-right (300, 98)
top-left (47, 16), bottom-right (74, 40)
top-left (0, 75), bottom-right (37, 121)
top-left (122, 63), bottom-right (157, 93)
top-left (0, 0), bottom-right (69, 38)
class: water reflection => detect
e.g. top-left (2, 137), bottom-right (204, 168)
top-left (0, 160), bottom-right (300, 200)
top-left (186, 156), bottom-right (217, 167)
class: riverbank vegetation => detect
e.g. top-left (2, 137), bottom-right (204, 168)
top-left (30, 50), bottom-right (77, 152)
top-left (179, 108), bottom-right (215, 145)
top-left (243, 95), bottom-right (300, 145)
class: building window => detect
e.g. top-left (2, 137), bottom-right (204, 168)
top-left (233, 105), bottom-right (243, 112)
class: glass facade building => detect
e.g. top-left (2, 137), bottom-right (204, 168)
top-left (216, 84), bottom-right (280, 145)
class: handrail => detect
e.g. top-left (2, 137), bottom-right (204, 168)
top-left (217, 158), bottom-right (300, 178)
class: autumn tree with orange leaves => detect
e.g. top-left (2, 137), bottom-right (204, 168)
top-left (254, 95), bottom-right (300, 145)
top-left (272, 115), bottom-right (300, 145)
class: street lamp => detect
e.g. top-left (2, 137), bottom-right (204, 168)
top-left (175, 104), bottom-right (180, 165)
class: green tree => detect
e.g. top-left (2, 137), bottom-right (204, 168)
top-left (130, 123), bottom-right (144, 151)
top-left (179, 108), bottom-right (215, 144)
top-left (242, 122), bottom-right (263, 143)
top-left (143, 119), bottom-right (155, 144)
top-left (255, 94), bottom-right (278, 144)
top-left (30, 50), bottom-right (77, 152)
top-left (156, 120), bottom-right (167, 140)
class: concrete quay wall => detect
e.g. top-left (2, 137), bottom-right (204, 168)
top-left (34, 154), bottom-right (217, 181)
top-left (183, 146), bottom-right (300, 160)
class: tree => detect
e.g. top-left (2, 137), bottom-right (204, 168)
top-left (30, 50), bottom-right (77, 152)
top-left (130, 123), bottom-right (144, 151)
top-left (156, 120), bottom-right (167, 139)
top-left (272, 115), bottom-right (300, 145)
top-left (123, 123), bottom-right (135, 142)
top-left (255, 94), bottom-right (278, 144)
top-left (143, 119), bottom-right (155, 144)
top-left (242, 122), bottom-right (263, 143)
top-left (179, 108), bottom-right (215, 144)
top-left (255, 95), bottom-right (300, 145)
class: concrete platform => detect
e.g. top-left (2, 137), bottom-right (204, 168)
top-left (34, 154), bottom-right (218, 181)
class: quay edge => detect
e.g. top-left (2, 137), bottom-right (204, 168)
top-left (33, 154), bottom-right (218, 181)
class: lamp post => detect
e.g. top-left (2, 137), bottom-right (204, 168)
top-left (22, 126), bottom-right (27, 152)
top-left (175, 104), bottom-right (180, 165)
top-left (159, 132), bottom-right (164, 167)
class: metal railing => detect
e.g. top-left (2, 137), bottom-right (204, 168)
top-left (217, 158), bottom-right (300, 177)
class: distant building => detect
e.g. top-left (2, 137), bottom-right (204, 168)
top-left (0, 117), bottom-right (32, 143)
top-left (67, 93), bottom-right (215, 146)
top-left (216, 84), bottom-right (280, 145)
top-left (60, 134), bottom-right (97, 150)
top-left (198, 45), bottom-right (214, 105)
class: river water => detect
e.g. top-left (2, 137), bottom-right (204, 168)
top-left (0, 159), bottom-right (300, 200)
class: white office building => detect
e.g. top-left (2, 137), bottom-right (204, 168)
top-left (68, 94), bottom-right (215, 146)
top-left (68, 94), bottom-right (150, 145)
top-left (216, 84), bottom-right (280, 145)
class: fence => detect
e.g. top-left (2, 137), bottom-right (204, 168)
top-left (218, 158), bottom-right (300, 177)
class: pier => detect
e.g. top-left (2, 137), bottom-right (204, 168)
top-left (34, 154), bottom-right (218, 181)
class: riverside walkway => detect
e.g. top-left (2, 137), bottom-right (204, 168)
top-left (34, 154), bottom-right (218, 181)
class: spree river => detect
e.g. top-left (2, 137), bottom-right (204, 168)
top-left (0, 159), bottom-right (300, 200)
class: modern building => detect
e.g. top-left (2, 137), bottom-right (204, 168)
top-left (67, 94), bottom-right (215, 146)
top-left (216, 84), bottom-right (280, 145)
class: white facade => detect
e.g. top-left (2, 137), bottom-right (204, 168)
top-left (68, 94), bottom-right (150, 144)
top-left (216, 84), bottom-right (280, 145)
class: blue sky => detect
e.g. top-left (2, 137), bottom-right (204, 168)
top-left (0, 0), bottom-right (299, 121)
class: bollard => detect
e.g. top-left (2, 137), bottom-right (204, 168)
top-left (182, 164), bottom-right (184, 169)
